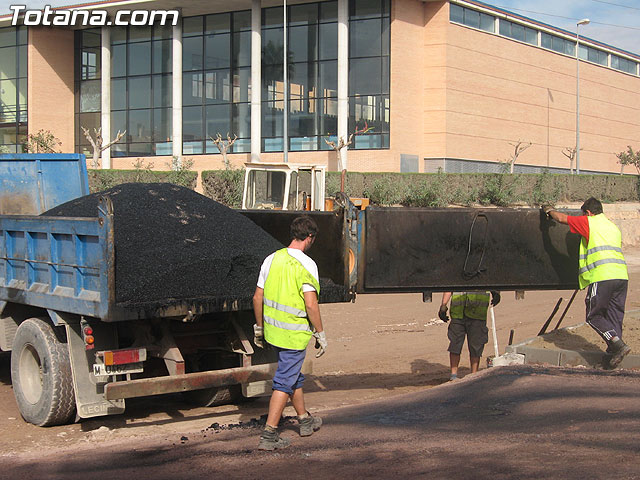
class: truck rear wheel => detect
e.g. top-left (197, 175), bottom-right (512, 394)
top-left (10, 318), bottom-right (76, 426)
top-left (181, 351), bottom-right (242, 407)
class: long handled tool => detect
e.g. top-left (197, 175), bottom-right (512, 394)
top-left (489, 305), bottom-right (499, 357)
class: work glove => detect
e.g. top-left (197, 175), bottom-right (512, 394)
top-left (253, 324), bottom-right (264, 349)
top-left (490, 291), bottom-right (501, 306)
top-left (438, 305), bottom-right (450, 323)
top-left (541, 205), bottom-right (554, 218)
top-left (313, 331), bottom-right (327, 358)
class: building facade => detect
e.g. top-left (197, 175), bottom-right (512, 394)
top-left (1, 0), bottom-right (639, 180)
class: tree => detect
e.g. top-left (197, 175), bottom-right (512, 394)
top-left (210, 133), bottom-right (237, 170)
top-left (324, 122), bottom-right (373, 192)
top-left (616, 146), bottom-right (640, 175)
top-left (504, 140), bottom-right (532, 174)
top-left (82, 127), bottom-right (126, 169)
top-left (562, 146), bottom-right (578, 174)
top-left (23, 129), bottom-right (62, 153)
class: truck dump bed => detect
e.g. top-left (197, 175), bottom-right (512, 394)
top-left (1, 184), bottom-right (354, 322)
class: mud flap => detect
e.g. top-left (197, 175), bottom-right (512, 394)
top-left (62, 315), bottom-right (125, 419)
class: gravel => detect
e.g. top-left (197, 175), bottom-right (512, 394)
top-left (43, 183), bottom-right (284, 311)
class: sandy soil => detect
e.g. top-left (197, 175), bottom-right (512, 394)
top-left (1, 250), bottom-right (639, 476)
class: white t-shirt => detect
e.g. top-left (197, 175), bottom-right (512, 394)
top-left (257, 248), bottom-right (319, 293)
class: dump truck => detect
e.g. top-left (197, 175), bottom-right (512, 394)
top-left (0, 154), bottom-right (580, 426)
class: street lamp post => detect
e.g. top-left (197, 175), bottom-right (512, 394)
top-left (575, 18), bottom-right (590, 175)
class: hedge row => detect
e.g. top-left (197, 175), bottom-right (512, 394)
top-left (89, 168), bottom-right (198, 192)
top-left (89, 168), bottom-right (639, 209)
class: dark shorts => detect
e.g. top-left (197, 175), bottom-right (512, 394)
top-left (448, 316), bottom-right (489, 357)
top-left (272, 347), bottom-right (307, 395)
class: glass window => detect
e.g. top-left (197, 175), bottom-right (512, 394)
top-left (183, 105), bottom-right (203, 141)
top-left (80, 80), bottom-right (101, 113)
top-left (128, 42), bottom-right (151, 75)
top-left (233, 30), bottom-right (251, 67)
top-left (111, 44), bottom-right (126, 77)
top-left (291, 4), bottom-right (318, 26)
top-left (183, 17), bottom-right (203, 37)
top-left (153, 108), bottom-right (172, 142)
top-left (234, 11), bottom-right (252, 31)
top-left (0, 28), bottom-right (16, 48)
top-left (111, 111), bottom-right (127, 138)
top-left (111, 27), bottom-right (126, 44)
top-left (352, 0), bottom-right (382, 20)
top-left (318, 60), bottom-right (337, 96)
top-left (232, 103), bottom-right (251, 139)
top-left (289, 24), bottom-right (317, 63)
top-left (350, 58), bottom-right (381, 95)
top-left (263, 7), bottom-right (283, 28)
top-left (153, 24), bottom-right (172, 40)
top-left (111, 78), bottom-right (126, 110)
top-left (152, 39), bottom-right (171, 73)
top-left (351, 19), bottom-right (382, 57)
top-left (183, 36), bottom-right (203, 70)
top-left (206, 13), bottom-right (230, 34)
top-left (128, 76), bottom-right (151, 109)
top-left (128, 109), bottom-right (152, 142)
top-left (319, 23), bottom-right (337, 60)
top-left (153, 74), bottom-right (172, 107)
top-left (205, 33), bottom-right (231, 69)
top-left (0, 47), bottom-right (16, 79)
top-left (205, 104), bottom-right (232, 138)
top-left (450, 4), bottom-right (464, 24)
top-left (500, 19), bottom-right (537, 45)
top-left (480, 13), bottom-right (494, 33)
top-left (262, 29), bottom-right (284, 59)
top-left (233, 67), bottom-right (251, 103)
top-left (128, 27), bottom-right (151, 42)
top-left (612, 55), bottom-right (637, 75)
top-left (320, 2), bottom-right (338, 23)
top-left (78, 112), bottom-right (100, 142)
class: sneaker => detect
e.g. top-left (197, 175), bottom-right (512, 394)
top-left (449, 373), bottom-right (458, 381)
top-left (258, 428), bottom-right (291, 451)
top-left (608, 340), bottom-right (631, 369)
top-left (299, 413), bottom-right (322, 437)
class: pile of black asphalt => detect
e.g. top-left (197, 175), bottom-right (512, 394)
top-left (44, 183), bottom-right (284, 311)
top-left (43, 183), bottom-right (346, 314)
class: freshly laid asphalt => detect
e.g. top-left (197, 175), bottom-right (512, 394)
top-left (4, 365), bottom-right (639, 479)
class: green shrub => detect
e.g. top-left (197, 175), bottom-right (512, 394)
top-left (88, 163), bottom-right (197, 193)
top-left (202, 169), bottom-right (244, 208)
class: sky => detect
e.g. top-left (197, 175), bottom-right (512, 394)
top-left (0, 0), bottom-right (638, 55)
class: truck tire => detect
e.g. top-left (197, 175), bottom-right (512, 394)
top-left (183, 384), bottom-right (242, 408)
top-left (10, 318), bottom-right (76, 426)
top-left (181, 352), bottom-right (242, 407)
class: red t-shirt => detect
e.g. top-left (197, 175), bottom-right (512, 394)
top-left (567, 215), bottom-right (589, 243)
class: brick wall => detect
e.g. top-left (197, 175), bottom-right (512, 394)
top-left (28, 27), bottom-right (75, 152)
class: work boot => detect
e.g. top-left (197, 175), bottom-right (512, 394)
top-left (608, 339), bottom-right (631, 369)
top-left (258, 426), bottom-right (290, 451)
top-left (298, 412), bottom-right (322, 437)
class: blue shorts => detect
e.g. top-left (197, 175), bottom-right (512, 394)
top-left (272, 347), bottom-right (307, 394)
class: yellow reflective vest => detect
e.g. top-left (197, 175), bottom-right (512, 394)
top-left (450, 292), bottom-right (490, 321)
top-left (263, 248), bottom-right (321, 350)
top-left (578, 214), bottom-right (627, 289)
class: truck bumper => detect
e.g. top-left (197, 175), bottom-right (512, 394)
top-left (104, 363), bottom-right (277, 400)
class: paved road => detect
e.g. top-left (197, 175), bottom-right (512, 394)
top-left (3, 365), bottom-right (640, 479)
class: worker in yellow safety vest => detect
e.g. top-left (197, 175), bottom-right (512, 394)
top-left (543, 197), bottom-right (630, 368)
top-left (439, 290), bottom-right (500, 380)
top-left (252, 215), bottom-right (327, 451)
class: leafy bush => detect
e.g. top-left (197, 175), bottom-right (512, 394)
top-left (202, 169), bottom-right (244, 208)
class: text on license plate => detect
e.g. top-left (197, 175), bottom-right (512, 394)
top-left (93, 362), bottom-right (144, 376)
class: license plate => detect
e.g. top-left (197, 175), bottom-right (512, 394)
top-left (93, 362), bottom-right (144, 376)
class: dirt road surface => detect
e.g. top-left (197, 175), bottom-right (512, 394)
top-left (1, 251), bottom-right (640, 478)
